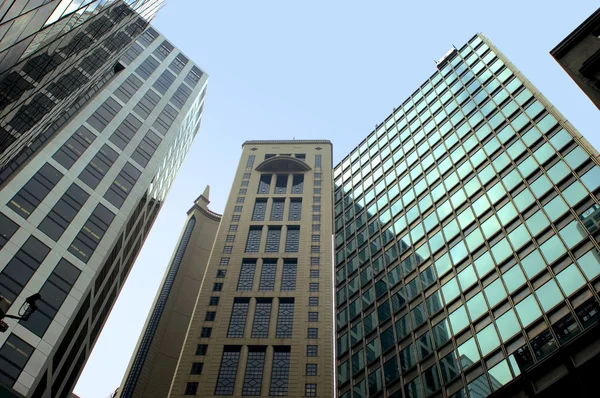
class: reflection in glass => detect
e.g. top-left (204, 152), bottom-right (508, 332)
top-left (535, 279), bottom-right (562, 312)
top-left (468, 374), bottom-right (491, 398)
top-left (488, 359), bottom-right (513, 390)
top-left (515, 295), bottom-right (542, 327)
top-left (458, 337), bottom-right (480, 370)
top-left (552, 312), bottom-right (580, 344)
top-left (530, 329), bottom-right (557, 360)
top-left (556, 263), bottom-right (586, 296)
top-left (496, 309), bottom-right (520, 342)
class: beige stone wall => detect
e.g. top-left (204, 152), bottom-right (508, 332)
top-left (170, 141), bottom-right (334, 398)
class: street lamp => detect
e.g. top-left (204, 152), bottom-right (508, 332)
top-left (0, 293), bottom-right (41, 333)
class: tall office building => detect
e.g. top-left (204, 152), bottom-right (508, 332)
top-left (334, 34), bottom-right (600, 398)
top-left (0, 27), bottom-right (208, 398)
top-left (169, 141), bottom-right (334, 398)
top-left (0, 0), bottom-right (163, 176)
top-left (551, 7), bottom-right (600, 111)
top-left (118, 187), bottom-right (221, 398)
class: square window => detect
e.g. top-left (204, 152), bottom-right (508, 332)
top-left (306, 363), bottom-right (317, 376)
top-left (310, 257), bottom-right (320, 266)
top-left (312, 205), bottom-right (321, 212)
top-left (310, 270), bottom-right (320, 278)
top-left (239, 188), bottom-right (247, 195)
top-left (229, 225), bottom-right (238, 232)
top-left (190, 362), bottom-right (203, 375)
top-left (314, 188), bottom-right (321, 194)
top-left (312, 214), bottom-right (321, 221)
top-left (236, 197), bottom-right (245, 203)
top-left (223, 246), bottom-right (232, 254)
top-left (220, 257), bottom-right (230, 265)
top-left (226, 235), bottom-right (235, 242)
top-left (307, 345), bottom-right (318, 356)
top-left (209, 297), bottom-right (220, 306)
top-left (196, 344), bottom-right (207, 355)
top-left (305, 383), bottom-right (317, 397)
top-left (205, 311), bottom-right (216, 321)
top-left (185, 382), bottom-right (199, 395)
top-left (309, 297), bottom-right (319, 306)
top-left (234, 206), bottom-right (243, 212)
top-left (241, 181), bottom-right (249, 187)
top-left (311, 246), bottom-right (320, 253)
top-left (312, 234), bottom-right (320, 242)
top-left (312, 224), bottom-right (320, 231)
top-left (307, 328), bottom-right (318, 339)
top-left (200, 327), bottom-right (212, 338)
top-left (216, 270), bottom-right (227, 278)
top-left (308, 312), bottom-right (319, 322)
top-left (232, 215), bottom-right (240, 222)
top-left (310, 283), bottom-right (319, 292)
top-left (213, 283), bottom-right (223, 291)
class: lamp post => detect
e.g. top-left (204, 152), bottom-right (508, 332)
top-left (0, 293), bottom-right (41, 333)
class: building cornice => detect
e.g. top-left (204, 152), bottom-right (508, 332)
top-left (551, 7), bottom-right (600, 57)
top-left (242, 140), bottom-right (332, 147)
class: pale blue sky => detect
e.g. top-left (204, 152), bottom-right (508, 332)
top-left (76, 1), bottom-right (600, 396)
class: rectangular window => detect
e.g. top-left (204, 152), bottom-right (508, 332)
top-left (312, 224), bottom-right (320, 231)
top-left (281, 259), bottom-right (297, 291)
top-left (196, 344), bottom-right (208, 355)
top-left (252, 199), bottom-right (267, 221)
top-left (310, 283), bottom-right (319, 292)
top-left (251, 298), bottom-right (272, 338)
top-left (285, 226), bottom-right (300, 252)
top-left (53, 126), bottom-right (96, 169)
top-left (220, 257), bottom-right (230, 265)
top-left (311, 257), bottom-right (320, 265)
top-left (8, 163), bottom-right (63, 219)
top-left (242, 348), bottom-right (266, 395)
top-left (190, 362), bottom-right (203, 375)
top-left (223, 246), bottom-right (232, 254)
top-left (276, 299), bottom-right (295, 338)
top-left (213, 283), bottom-right (223, 291)
top-left (209, 297), bottom-right (220, 306)
top-left (239, 188), bottom-right (247, 195)
top-left (314, 172), bottom-right (322, 178)
top-left (131, 130), bottom-right (162, 167)
top-left (200, 327), bottom-right (212, 338)
top-left (121, 42), bottom-right (143, 66)
top-left (152, 104), bottom-right (178, 135)
top-left (229, 225), bottom-right (238, 232)
top-left (259, 259), bottom-right (277, 291)
top-left (265, 227), bottom-right (281, 253)
top-left (185, 382), bottom-right (198, 395)
top-left (0, 213), bottom-right (18, 249)
top-left (215, 348), bottom-right (241, 396)
top-left (309, 297), bottom-right (319, 306)
top-left (275, 175), bottom-right (288, 194)
top-left (270, 198), bottom-right (285, 221)
top-left (110, 114), bottom-right (143, 149)
top-left (312, 215), bottom-right (321, 221)
top-left (237, 259), bottom-right (256, 291)
top-left (307, 328), bottom-right (318, 339)
top-left (135, 56), bottom-right (160, 80)
top-left (315, 155), bottom-right (322, 168)
top-left (170, 83), bottom-right (192, 109)
top-left (292, 174), bottom-right (304, 194)
top-left (258, 174), bottom-right (272, 194)
top-left (205, 311), bottom-right (216, 321)
top-left (311, 235), bottom-right (320, 242)
top-left (313, 188), bottom-right (321, 194)
top-left (216, 270), bottom-right (226, 278)
top-left (313, 196), bottom-right (321, 203)
top-left (68, 204), bottom-right (115, 263)
top-left (306, 364), bottom-right (317, 376)
top-left (232, 215), bottom-right (240, 222)
top-left (104, 162), bottom-right (142, 209)
top-left (269, 348), bottom-right (291, 396)
top-left (0, 236), bottom-right (50, 302)
top-left (310, 270), bottom-right (319, 278)
top-left (87, 97), bottom-right (122, 132)
top-left (308, 312), bottom-right (319, 322)
top-left (241, 181), bottom-right (249, 187)
top-left (38, 183), bottom-right (89, 241)
top-left (314, 180), bottom-right (321, 186)
top-left (305, 383), bottom-right (317, 397)
top-left (311, 246), bottom-right (320, 253)
top-left (114, 74), bottom-right (143, 103)
top-left (227, 298), bottom-right (250, 338)
top-left (0, 334), bottom-right (34, 386)
top-left (169, 53), bottom-right (188, 74)
top-left (312, 205), bottom-right (321, 212)
top-left (184, 66), bottom-right (203, 88)
top-left (234, 206), bottom-right (243, 213)
top-left (236, 197), bottom-right (245, 203)
top-left (20, 259), bottom-right (80, 337)
top-left (307, 345), bottom-right (318, 356)
top-left (289, 198), bottom-right (302, 221)
top-left (78, 144), bottom-right (119, 189)
top-left (132, 89), bottom-right (161, 119)
top-left (153, 70), bottom-right (176, 95)
top-left (226, 235), bottom-right (235, 242)
top-left (245, 227), bottom-right (262, 253)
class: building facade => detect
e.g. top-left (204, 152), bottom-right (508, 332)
top-left (0, 28), bottom-right (208, 398)
top-left (169, 141), bottom-right (334, 398)
top-left (551, 7), bottom-right (600, 111)
top-left (334, 34), bottom-right (600, 398)
top-left (0, 0), bottom-right (163, 177)
top-left (118, 187), bottom-right (221, 398)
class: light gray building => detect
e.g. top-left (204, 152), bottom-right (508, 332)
top-left (0, 27), bottom-right (208, 398)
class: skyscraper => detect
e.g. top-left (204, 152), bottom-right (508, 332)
top-left (0, 0), bottom-right (164, 178)
top-left (118, 187), bottom-right (221, 398)
top-left (334, 34), bottom-right (600, 398)
top-left (169, 141), bottom-right (334, 398)
top-left (0, 27), bottom-right (208, 398)
top-left (551, 7), bottom-right (600, 111)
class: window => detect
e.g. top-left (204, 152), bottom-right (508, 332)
top-left (232, 215), bottom-right (240, 222)
top-left (314, 180), bottom-right (321, 186)
top-left (196, 344), bottom-right (207, 356)
top-left (8, 163), bottom-right (63, 218)
top-left (213, 283), bottom-right (223, 291)
top-left (285, 226), bottom-right (300, 252)
top-left (269, 348), bottom-right (291, 396)
top-left (239, 188), bottom-right (247, 195)
top-left (311, 257), bottom-right (320, 266)
top-left (265, 227), bottom-right (281, 252)
top-left (289, 198), bottom-right (302, 221)
top-left (0, 334), bottom-right (34, 386)
top-left (153, 70), bottom-right (176, 95)
top-left (310, 270), bottom-right (320, 278)
top-left (310, 283), bottom-right (319, 292)
top-left (220, 257), bottom-right (230, 265)
top-left (311, 235), bottom-right (319, 243)
top-left (305, 383), bottom-right (317, 397)
top-left (215, 348), bottom-right (241, 396)
top-left (185, 66), bottom-right (204, 88)
top-left (200, 327), bottom-right (212, 338)
top-left (275, 175), bottom-right (288, 194)
top-left (292, 174), bottom-right (304, 194)
top-left (243, 173), bottom-right (251, 179)
top-left (226, 235), bottom-right (235, 242)
top-left (229, 225), bottom-right (238, 232)
top-left (312, 224), bottom-right (320, 231)
top-left (237, 260), bottom-right (256, 291)
top-left (131, 130), bottom-right (162, 167)
top-left (241, 181), bottom-right (249, 187)
top-left (271, 198), bottom-right (285, 221)
top-left (135, 56), bottom-right (160, 80)
top-left (315, 155), bottom-right (322, 168)
top-left (234, 206), bottom-right (243, 213)
top-left (314, 188), bottom-right (321, 194)
top-left (114, 74), bottom-right (143, 103)
top-left (104, 162), bottom-right (142, 209)
top-left (252, 199), bottom-right (267, 221)
top-left (216, 270), bottom-right (226, 277)
top-left (312, 215), bottom-right (321, 221)
top-left (87, 97), bottom-right (122, 131)
top-left (308, 312), bottom-right (319, 322)
top-left (38, 183), bottom-right (89, 241)
top-left (309, 297), bottom-right (319, 306)
top-left (68, 204), bottom-right (115, 263)
top-left (190, 362), bottom-right (203, 375)
top-left (246, 155), bottom-right (256, 168)
top-left (311, 246), bottom-right (320, 253)
top-left (169, 53), bottom-right (188, 74)
top-left (236, 197), bottom-right (245, 203)
top-left (313, 196), bottom-right (321, 203)
top-left (209, 297), bottom-right (220, 306)
top-left (314, 172), bottom-right (322, 178)
top-left (281, 259), bottom-right (297, 291)
top-left (132, 90), bottom-right (160, 120)
top-left (0, 213), bottom-right (18, 249)
top-left (259, 259), bottom-right (277, 291)
top-left (170, 83), bottom-right (193, 109)
top-left (307, 345), bottom-right (318, 356)
top-left (227, 299), bottom-right (250, 338)
top-left (258, 174), bottom-right (272, 194)
top-left (53, 126), bottom-right (96, 169)
top-left (276, 299), bottom-right (295, 338)
top-left (78, 144), bottom-right (119, 189)
top-left (204, 311), bottom-right (217, 322)
top-left (223, 246), bottom-right (232, 254)
top-left (312, 205), bottom-right (321, 212)
top-left (152, 104), bottom-right (178, 135)
top-left (307, 328), bottom-right (318, 339)
top-left (242, 349), bottom-right (266, 395)
top-left (306, 364), bottom-right (317, 376)
top-left (245, 227), bottom-right (262, 253)
top-left (252, 299), bottom-right (272, 338)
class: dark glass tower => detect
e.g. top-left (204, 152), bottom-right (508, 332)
top-left (0, 0), bottom-right (164, 181)
top-left (334, 34), bottom-right (600, 398)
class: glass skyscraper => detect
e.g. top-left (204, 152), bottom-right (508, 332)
top-left (334, 34), bottom-right (600, 398)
